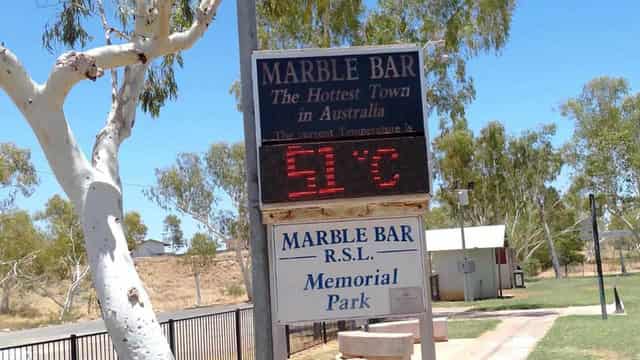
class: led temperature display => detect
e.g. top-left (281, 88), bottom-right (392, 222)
top-left (260, 137), bottom-right (429, 204)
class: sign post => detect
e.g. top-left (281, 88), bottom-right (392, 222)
top-left (236, 1), bottom-right (275, 360)
top-left (252, 45), bottom-right (435, 359)
top-left (589, 194), bottom-right (607, 320)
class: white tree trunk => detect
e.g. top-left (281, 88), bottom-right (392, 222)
top-left (0, 279), bottom-right (11, 314)
top-left (234, 242), bottom-right (253, 300)
top-left (194, 272), bottom-right (202, 307)
top-left (540, 211), bottom-right (561, 279)
top-left (84, 181), bottom-right (174, 359)
top-left (60, 264), bottom-right (89, 321)
top-left (0, 0), bottom-right (221, 357)
top-left (619, 248), bottom-right (627, 275)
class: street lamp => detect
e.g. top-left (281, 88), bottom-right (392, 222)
top-left (456, 182), bottom-right (475, 302)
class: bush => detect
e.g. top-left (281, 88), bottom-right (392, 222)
top-left (225, 283), bottom-right (245, 297)
top-left (523, 258), bottom-right (542, 277)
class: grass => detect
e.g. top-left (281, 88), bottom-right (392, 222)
top-left (435, 274), bottom-right (636, 312)
top-left (528, 273), bottom-right (640, 359)
top-left (448, 319), bottom-right (500, 339)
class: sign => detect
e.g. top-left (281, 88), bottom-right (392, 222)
top-left (254, 49), bottom-right (424, 143)
top-left (259, 137), bottom-right (429, 203)
top-left (252, 45), bottom-right (430, 205)
top-left (270, 217), bottom-right (426, 323)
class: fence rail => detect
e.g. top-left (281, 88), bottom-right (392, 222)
top-left (0, 307), bottom-right (353, 360)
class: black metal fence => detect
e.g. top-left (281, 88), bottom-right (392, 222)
top-left (0, 307), bottom-right (353, 360)
top-left (285, 320), bottom-right (355, 356)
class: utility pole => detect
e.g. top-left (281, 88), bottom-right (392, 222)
top-left (236, 1), bottom-right (274, 359)
top-left (457, 185), bottom-right (474, 302)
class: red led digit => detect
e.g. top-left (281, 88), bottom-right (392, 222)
top-left (286, 145), bottom-right (317, 199)
top-left (370, 147), bottom-right (400, 189)
top-left (318, 146), bottom-right (344, 195)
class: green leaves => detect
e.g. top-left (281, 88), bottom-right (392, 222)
top-left (41, 0), bottom-right (95, 52)
top-left (139, 54), bottom-right (184, 118)
top-left (163, 214), bottom-right (185, 249)
top-left (0, 143), bottom-right (38, 211)
top-left (124, 211), bottom-right (148, 251)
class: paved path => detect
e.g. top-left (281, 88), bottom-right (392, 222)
top-left (418, 304), bottom-right (621, 360)
top-left (0, 302), bottom-right (251, 347)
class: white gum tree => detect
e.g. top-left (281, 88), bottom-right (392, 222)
top-left (0, 0), bottom-right (221, 358)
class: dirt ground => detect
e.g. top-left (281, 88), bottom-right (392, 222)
top-left (0, 251), bottom-right (248, 331)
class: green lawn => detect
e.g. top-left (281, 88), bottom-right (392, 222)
top-left (448, 319), bottom-right (500, 339)
top-left (528, 274), bottom-right (640, 359)
top-left (435, 274), bottom-right (637, 312)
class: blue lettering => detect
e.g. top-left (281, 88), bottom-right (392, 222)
top-left (305, 272), bottom-right (324, 290)
top-left (317, 230), bottom-right (329, 245)
top-left (342, 247), bottom-right (353, 261)
top-left (302, 232), bottom-right (314, 247)
top-left (355, 227), bottom-right (367, 242)
top-left (400, 225), bottom-right (414, 242)
top-left (282, 232), bottom-right (299, 251)
top-left (325, 249), bottom-right (337, 263)
top-left (374, 227), bottom-right (386, 241)
top-left (327, 294), bottom-right (339, 311)
top-left (331, 229), bottom-right (343, 244)
top-left (388, 226), bottom-right (399, 241)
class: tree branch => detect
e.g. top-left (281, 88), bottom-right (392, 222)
top-left (97, 0), bottom-right (119, 103)
top-left (85, 0), bottom-right (221, 69)
top-left (92, 64), bottom-right (148, 183)
top-left (0, 45), bottom-right (39, 113)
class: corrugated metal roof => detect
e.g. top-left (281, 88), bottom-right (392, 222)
top-left (425, 225), bottom-right (506, 252)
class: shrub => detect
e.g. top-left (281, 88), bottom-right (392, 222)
top-left (225, 283), bottom-right (245, 297)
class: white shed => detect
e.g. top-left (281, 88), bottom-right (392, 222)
top-left (426, 225), bottom-right (513, 301)
top-left (131, 240), bottom-right (168, 258)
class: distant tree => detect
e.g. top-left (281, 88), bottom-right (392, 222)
top-left (0, 211), bottom-right (43, 314)
top-left (146, 142), bottom-right (253, 300)
top-left (0, 143), bottom-right (39, 314)
top-left (124, 211), bottom-right (148, 251)
top-left (506, 125), bottom-right (564, 279)
top-left (35, 195), bottom-right (89, 320)
top-left (205, 143), bottom-right (252, 300)
top-left (424, 205), bottom-right (456, 230)
top-left (163, 215), bottom-right (185, 251)
top-left (562, 77), bottom-right (640, 247)
top-left (180, 232), bottom-right (217, 306)
top-left (0, 143), bottom-right (38, 211)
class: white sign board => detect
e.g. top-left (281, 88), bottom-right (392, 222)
top-left (270, 216), bottom-right (426, 323)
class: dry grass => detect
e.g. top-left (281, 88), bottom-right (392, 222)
top-left (290, 341), bottom-right (339, 360)
top-left (0, 252), bottom-right (248, 331)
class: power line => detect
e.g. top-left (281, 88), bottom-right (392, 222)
top-left (0, 164), bottom-right (152, 190)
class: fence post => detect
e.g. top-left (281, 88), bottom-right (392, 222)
top-left (236, 309), bottom-right (243, 360)
top-left (70, 334), bottom-right (78, 360)
top-left (168, 319), bottom-right (176, 355)
top-left (322, 322), bottom-right (327, 344)
top-left (285, 325), bottom-right (291, 358)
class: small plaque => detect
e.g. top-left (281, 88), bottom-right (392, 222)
top-left (389, 287), bottom-right (424, 315)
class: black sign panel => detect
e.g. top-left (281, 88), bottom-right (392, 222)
top-left (255, 50), bottom-right (424, 143)
top-left (260, 137), bottom-right (429, 204)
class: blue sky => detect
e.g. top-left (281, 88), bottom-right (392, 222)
top-left (2, 1), bottom-right (640, 241)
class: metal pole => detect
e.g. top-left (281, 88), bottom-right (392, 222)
top-left (70, 334), bottom-right (78, 360)
top-left (236, 309), bottom-right (243, 360)
top-left (168, 319), bottom-right (176, 355)
top-left (285, 325), bottom-right (291, 358)
top-left (458, 198), bottom-right (472, 302)
top-left (236, 1), bottom-right (274, 359)
top-left (590, 194), bottom-right (607, 320)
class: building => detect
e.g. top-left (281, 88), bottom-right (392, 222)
top-left (426, 225), bottom-right (514, 301)
top-left (131, 239), bottom-right (169, 258)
